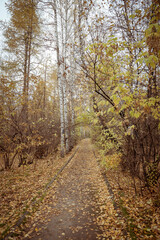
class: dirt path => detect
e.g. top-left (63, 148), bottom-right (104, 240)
top-left (25, 139), bottom-right (125, 240)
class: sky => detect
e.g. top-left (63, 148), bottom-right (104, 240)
top-left (0, 0), bottom-right (9, 21)
top-left (0, 0), bottom-right (10, 53)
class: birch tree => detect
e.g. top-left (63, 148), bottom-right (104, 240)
top-left (61, 0), bottom-right (69, 153)
top-left (50, 0), bottom-right (80, 155)
top-left (51, 0), bottom-right (65, 157)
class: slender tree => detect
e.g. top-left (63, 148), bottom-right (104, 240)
top-left (51, 0), bottom-right (65, 157)
top-left (4, 0), bottom-right (40, 122)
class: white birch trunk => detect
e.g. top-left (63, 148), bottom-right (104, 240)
top-left (53, 0), bottom-right (65, 157)
top-left (63, 0), bottom-right (69, 153)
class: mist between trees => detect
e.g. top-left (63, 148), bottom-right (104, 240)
top-left (0, 0), bottom-right (159, 193)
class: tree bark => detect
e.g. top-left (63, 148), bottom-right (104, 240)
top-left (53, 0), bottom-right (65, 157)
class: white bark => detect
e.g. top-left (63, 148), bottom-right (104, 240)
top-left (53, 0), bottom-right (65, 157)
top-left (63, 0), bottom-right (69, 153)
top-left (52, 0), bottom-right (79, 154)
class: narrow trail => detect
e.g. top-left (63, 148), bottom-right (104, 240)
top-left (26, 139), bottom-right (125, 240)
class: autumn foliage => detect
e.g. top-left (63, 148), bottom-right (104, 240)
top-left (0, 0), bottom-right (160, 239)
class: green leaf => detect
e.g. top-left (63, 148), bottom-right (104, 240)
top-left (93, 118), bottom-right (98, 124)
top-left (112, 86), bottom-right (119, 94)
top-left (129, 14), bottom-right (136, 19)
top-left (145, 55), bottom-right (158, 68)
top-left (134, 111), bottom-right (141, 118)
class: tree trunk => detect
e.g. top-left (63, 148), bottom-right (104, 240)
top-left (63, 0), bottom-right (69, 153)
top-left (53, 0), bottom-right (65, 157)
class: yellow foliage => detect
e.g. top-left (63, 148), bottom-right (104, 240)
top-left (104, 153), bottom-right (121, 169)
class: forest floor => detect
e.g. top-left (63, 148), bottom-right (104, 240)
top-left (0, 139), bottom-right (159, 239)
top-left (0, 139), bottom-right (126, 239)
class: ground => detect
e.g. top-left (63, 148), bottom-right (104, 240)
top-left (21, 139), bottom-right (125, 240)
top-left (1, 139), bottom-right (159, 240)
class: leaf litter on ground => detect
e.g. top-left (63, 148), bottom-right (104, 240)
top-left (0, 147), bottom-right (77, 239)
